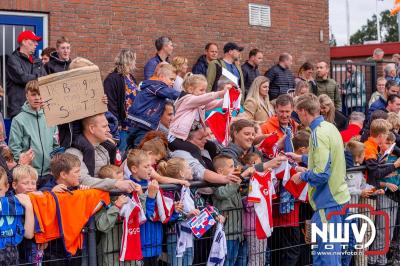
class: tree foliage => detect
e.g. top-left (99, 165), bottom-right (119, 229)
top-left (350, 10), bottom-right (399, 44)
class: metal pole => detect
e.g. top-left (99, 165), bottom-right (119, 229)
top-left (346, 0), bottom-right (350, 45)
top-left (87, 218), bottom-right (97, 266)
top-left (376, 0), bottom-right (381, 43)
top-left (398, 12), bottom-right (400, 42)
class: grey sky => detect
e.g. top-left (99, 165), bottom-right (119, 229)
top-left (329, 0), bottom-right (393, 45)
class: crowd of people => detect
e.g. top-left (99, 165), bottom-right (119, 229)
top-left (0, 30), bottom-right (400, 266)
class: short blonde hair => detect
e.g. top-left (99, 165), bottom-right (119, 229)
top-left (182, 74), bottom-right (207, 93)
top-left (140, 138), bottom-right (167, 160)
top-left (25, 80), bottom-right (40, 95)
top-left (171, 56), bottom-right (188, 74)
top-left (155, 63), bottom-right (177, 78)
top-left (56, 36), bottom-right (70, 48)
top-left (346, 140), bottom-right (365, 160)
top-left (295, 93), bottom-right (320, 115)
top-left (387, 112), bottom-right (400, 130)
top-left (370, 118), bottom-right (391, 137)
top-left (98, 164), bottom-right (122, 179)
top-left (157, 157), bottom-right (186, 179)
top-left (13, 165), bottom-right (38, 183)
top-left (126, 149), bottom-right (150, 169)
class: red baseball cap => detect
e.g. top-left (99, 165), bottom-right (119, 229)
top-left (17, 30), bottom-right (42, 44)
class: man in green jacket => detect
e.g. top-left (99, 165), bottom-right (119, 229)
top-left (206, 42), bottom-right (245, 92)
top-left (290, 93), bottom-right (350, 266)
top-left (9, 80), bottom-right (58, 185)
top-left (315, 61), bottom-right (342, 110)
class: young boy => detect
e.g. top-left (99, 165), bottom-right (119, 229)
top-left (12, 165), bottom-right (38, 194)
top-left (96, 163), bottom-right (142, 266)
top-left (11, 165), bottom-right (43, 264)
top-left (127, 149), bottom-right (182, 266)
top-left (291, 130), bottom-right (313, 266)
top-left (365, 120), bottom-right (400, 266)
top-left (127, 64), bottom-right (180, 148)
top-left (344, 140), bottom-right (384, 266)
top-left (0, 166), bottom-right (34, 265)
top-left (8, 80), bottom-right (59, 187)
top-left (40, 153), bottom-right (83, 192)
top-left (241, 152), bottom-right (269, 266)
top-left (373, 132), bottom-right (400, 265)
top-left (212, 154), bottom-right (247, 266)
top-left (270, 130), bottom-right (310, 266)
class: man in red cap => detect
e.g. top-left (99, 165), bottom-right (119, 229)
top-left (6, 30), bottom-right (47, 118)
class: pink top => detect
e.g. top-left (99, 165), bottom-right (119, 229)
top-left (169, 92), bottom-right (223, 140)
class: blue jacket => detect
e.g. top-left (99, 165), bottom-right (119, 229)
top-left (192, 55), bottom-right (208, 76)
top-left (143, 54), bottom-right (167, 80)
top-left (127, 80), bottom-right (180, 130)
top-left (131, 177), bottom-right (179, 257)
top-left (39, 176), bottom-right (58, 191)
top-left (367, 96), bottom-right (387, 119)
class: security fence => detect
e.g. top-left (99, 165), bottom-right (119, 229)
top-left (12, 166), bottom-right (400, 266)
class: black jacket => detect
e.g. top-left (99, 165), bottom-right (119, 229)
top-left (334, 110), bottom-right (348, 131)
top-left (241, 61), bottom-right (260, 95)
top-left (264, 64), bottom-right (295, 100)
top-left (192, 55), bottom-right (208, 76)
top-left (44, 51), bottom-right (71, 74)
top-left (6, 49), bottom-right (47, 118)
top-left (103, 70), bottom-right (137, 125)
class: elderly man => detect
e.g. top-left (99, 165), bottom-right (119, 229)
top-left (143, 36), bottom-right (173, 80)
top-left (315, 61), bottom-right (341, 110)
top-left (290, 93), bottom-right (350, 266)
top-left (367, 48), bottom-right (385, 61)
top-left (241, 48), bottom-right (263, 95)
top-left (207, 42), bottom-right (245, 92)
top-left (384, 63), bottom-right (400, 85)
top-left (66, 113), bottom-right (136, 192)
top-left (192, 43), bottom-right (219, 76)
top-left (340, 111), bottom-right (365, 143)
top-left (264, 53), bottom-right (295, 100)
top-left (45, 36), bottom-right (72, 74)
top-left (6, 30), bottom-right (47, 118)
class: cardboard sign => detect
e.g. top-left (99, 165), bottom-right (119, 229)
top-left (38, 65), bottom-right (107, 126)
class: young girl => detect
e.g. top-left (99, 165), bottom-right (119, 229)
top-left (158, 157), bottom-right (200, 266)
top-left (158, 157), bottom-right (224, 266)
top-left (168, 74), bottom-right (227, 162)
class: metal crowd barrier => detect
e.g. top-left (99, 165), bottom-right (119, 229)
top-left (13, 165), bottom-right (400, 266)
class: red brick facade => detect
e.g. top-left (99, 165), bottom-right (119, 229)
top-left (2, 0), bottom-right (329, 80)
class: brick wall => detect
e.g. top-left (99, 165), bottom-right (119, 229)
top-left (2, 0), bottom-right (329, 81)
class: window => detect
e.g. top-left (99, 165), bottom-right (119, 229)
top-left (249, 4), bottom-right (271, 27)
top-left (0, 11), bottom-right (48, 119)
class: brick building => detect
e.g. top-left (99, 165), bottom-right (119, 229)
top-left (0, 0), bottom-right (329, 115)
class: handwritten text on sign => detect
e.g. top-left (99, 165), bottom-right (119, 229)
top-left (38, 65), bottom-right (107, 126)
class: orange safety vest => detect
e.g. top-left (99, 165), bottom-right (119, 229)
top-left (29, 189), bottom-right (110, 256)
